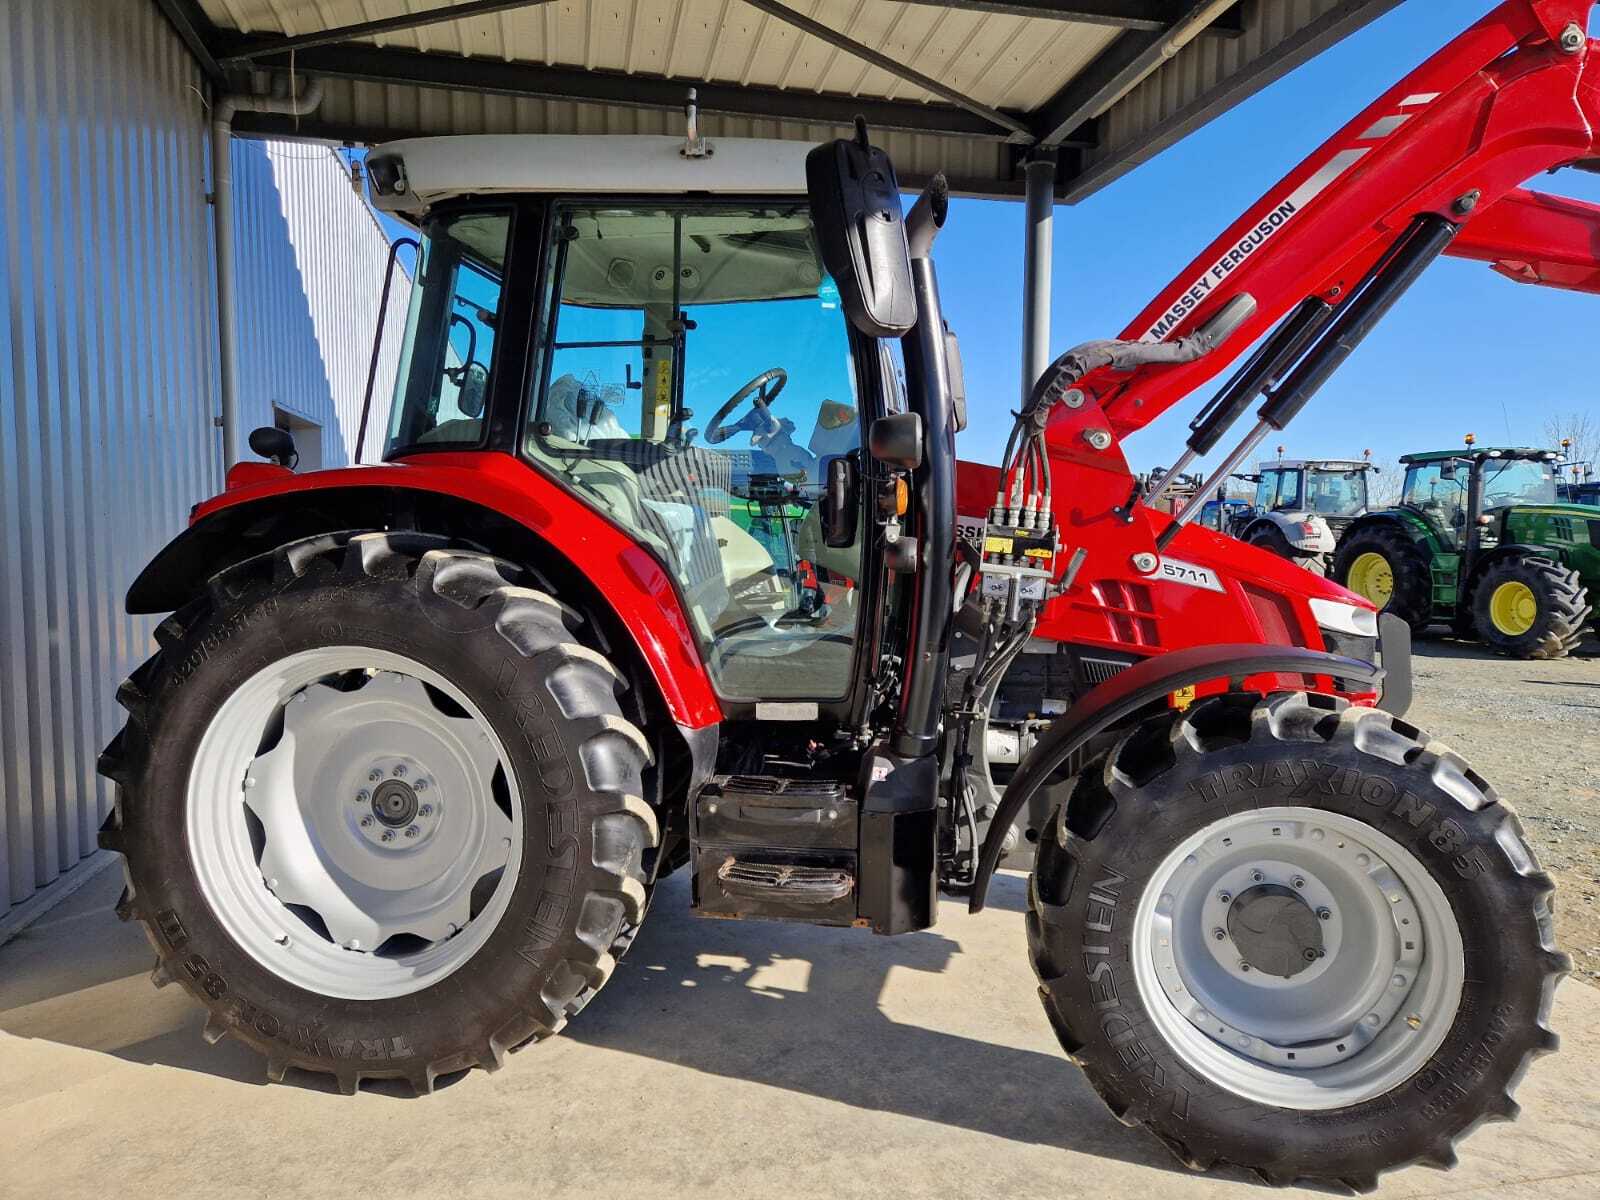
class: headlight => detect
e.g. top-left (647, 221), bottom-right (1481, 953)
top-left (1309, 597), bottom-right (1379, 638)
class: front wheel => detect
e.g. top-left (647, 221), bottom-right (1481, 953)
top-left (1471, 554), bottom-right (1590, 660)
top-left (1027, 692), bottom-right (1565, 1190)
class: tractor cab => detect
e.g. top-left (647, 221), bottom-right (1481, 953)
top-left (1396, 445), bottom-right (1560, 546)
top-left (371, 135), bottom-right (907, 717)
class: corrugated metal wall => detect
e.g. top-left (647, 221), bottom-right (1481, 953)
top-left (0, 0), bottom-right (218, 915)
top-left (0, 2), bottom-right (404, 920)
top-left (233, 140), bottom-right (409, 467)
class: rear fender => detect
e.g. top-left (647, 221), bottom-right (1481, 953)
top-left (128, 455), bottom-right (723, 730)
top-left (967, 643), bottom-right (1381, 912)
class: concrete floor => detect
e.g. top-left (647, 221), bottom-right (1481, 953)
top-left (2, 867), bottom-right (1597, 1200)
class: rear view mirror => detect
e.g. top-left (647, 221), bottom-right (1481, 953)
top-left (248, 426), bottom-right (298, 468)
top-left (806, 124), bottom-right (916, 338)
top-left (870, 412), bottom-right (923, 471)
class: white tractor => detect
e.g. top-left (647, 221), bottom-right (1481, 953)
top-left (1231, 456), bottom-right (1375, 573)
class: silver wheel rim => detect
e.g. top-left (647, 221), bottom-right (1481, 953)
top-left (1131, 806), bottom-right (1462, 1110)
top-left (187, 647), bottom-right (522, 1000)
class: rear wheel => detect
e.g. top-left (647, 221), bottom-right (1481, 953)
top-left (1332, 524), bottom-right (1432, 632)
top-left (1471, 554), bottom-right (1590, 660)
top-left (1026, 692), bottom-right (1564, 1190)
top-left (98, 532), bottom-right (658, 1093)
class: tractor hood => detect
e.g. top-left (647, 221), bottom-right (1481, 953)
top-left (1498, 501), bottom-right (1600, 520)
top-left (1160, 518), bottom-right (1377, 611)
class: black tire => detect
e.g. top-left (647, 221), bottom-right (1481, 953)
top-left (1026, 691), bottom-right (1565, 1191)
top-left (1470, 554), bottom-right (1591, 660)
top-left (98, 531), bottom-right (658, 1094)
top-left (1243, 523), bottom-right (1297, 561)
top-left (1331, 523), bottom-right (1433, 632)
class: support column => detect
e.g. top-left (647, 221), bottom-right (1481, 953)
top-left (1021, 148), bottom-right (1057, 401)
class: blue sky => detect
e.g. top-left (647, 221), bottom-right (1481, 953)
top-left (942, 0), bottom-right (1600, 472)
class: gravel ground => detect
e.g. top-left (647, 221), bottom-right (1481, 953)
top-left (1403, 631), bottom-right (1600, 987)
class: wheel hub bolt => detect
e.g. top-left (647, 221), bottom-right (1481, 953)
top-left (420, 804), bottom-right (434, 818)
top-left (414, 779), bottom-right (428, 792)
top-left (360, 816), bottom-right (373, 828)
top-left (405, 825), bottom-right (419, 838)
top-left (1303, 948), bottom-right (1318, 962)
top-left (1317, 907), bottom-right (1332, 921)
top-left (1217, 891), bottom-right (1232, 904)
top-left (1213, 927), bottom-right (1227, 941)
top-left (1239, 961), bottom-right (1251, 972)
top-left (356, 789), bottom-right (370, 803)
top-left (369, 769), bottom-right (383, 782)
top-left (1250, 870), bottom-right (1264, 883)
top-left (381, 830), bottom-right (395, 843)
top-left (1292, 876), bottom-right (1306, 889)
top-left (393, 764), bottom-right (407, 778)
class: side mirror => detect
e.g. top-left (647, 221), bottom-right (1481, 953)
top-left (458, 361), bottom-right (489, 418)
top-left (806, 125), bottom-right (915, 338)
top-left (821, 455), bottom-right (860, 548)
top-left (248, 426), bottom-right (298, 468)
top-left (869, 412), bottom-right (923, 471)
top-left (944, 323), bottom-right (967, 432)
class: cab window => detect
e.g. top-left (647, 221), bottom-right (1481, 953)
top-left (385, 210), bottom-right (510, 454)
top-left (525, 204), bottom-right (864, 702)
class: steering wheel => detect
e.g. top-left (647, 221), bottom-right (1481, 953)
top-left (704, 368), bottom-right (788, 445)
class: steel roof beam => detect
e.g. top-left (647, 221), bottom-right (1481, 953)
top-left (736, 0), bottom-right (1032, 139)
top-left (1028, 1), bottom-right (1235, 147)
top-left (894, 1), bottom-right (1239, 35)
top-left (218, 0), bottom-right (560, 65)
top-left (250, 42), bottom-right (1055, 142)
top-left (150, 0), bottom-right (226, 81)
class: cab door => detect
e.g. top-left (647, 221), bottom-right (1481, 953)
top-left (523, 200), bottom-right (876, 709)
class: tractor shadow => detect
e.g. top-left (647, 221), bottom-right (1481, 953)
top-left (563, 871), bottom-right (1192, 1173)
top-left (0, 869), bottom-right (1277, 1184)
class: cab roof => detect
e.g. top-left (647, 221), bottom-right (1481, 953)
top-left (1260, 459), bottom-right (1372, 472)
top-left (1399, 447), bottom-right (1558, 465)
top-left (369, 135), bottom-right (809, 217)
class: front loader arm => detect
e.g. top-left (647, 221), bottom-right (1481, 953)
top-left (1083, 0), bottom-right (1600, 439)
top-left (1449, 186), bottom-right (1600, 294)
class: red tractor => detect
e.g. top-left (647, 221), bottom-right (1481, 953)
top-left (101, 2), bottom-right (1598, 1187)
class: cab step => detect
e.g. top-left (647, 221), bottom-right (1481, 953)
top-left (714, 858), bottom-right (854, 904)
top-left (691, 774), bottom-right (859, 925)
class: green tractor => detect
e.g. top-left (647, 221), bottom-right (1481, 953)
top-left (1332, 441), bottom-right (1598, 659)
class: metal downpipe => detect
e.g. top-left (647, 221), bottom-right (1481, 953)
top-left (1021, 149), bottom-right (1056, 399)
top-left (211, 78), bottom-right (324, 469)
